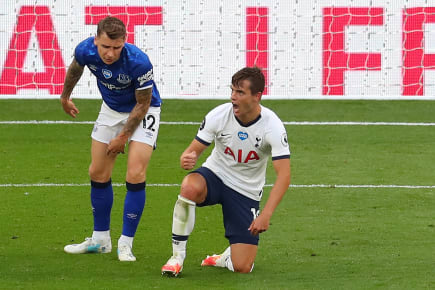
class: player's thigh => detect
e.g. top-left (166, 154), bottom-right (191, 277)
top-left (89, 139), bottom-right (117, 182)
top-left (130, 106), bottom-right (160, 149)
top-left (230, 243), bottom-right (258, 273)
top-left (126, 141), bottom-right (153, 183)
top-left (221, 189), bottom-right (259, 245)
top-left (180, 173), bottom-right (208, 204)
top-left (125, 107), bottom-right (160, 183)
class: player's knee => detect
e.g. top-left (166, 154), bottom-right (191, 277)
top-left (89, 166), bottom-right (110, 182)
top-left (180, 182), bottom-right (199, 199)
top-left (180, 182), bottom-right (203, 202)
top-left (233, 263), bottom-right (254, 274)
top-left (126, 166), bottom-right (146, 183)
top-left (179, 174), bottom-right (206, 203)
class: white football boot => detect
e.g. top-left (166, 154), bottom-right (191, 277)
top-left (64, 237), bottom-right (112, 254)
top-left (117, 243), bottom-right (136, 262)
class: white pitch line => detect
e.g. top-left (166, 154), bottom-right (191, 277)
top-left (1, 120), bottom-right (435, 126)
top-left (1, 183), bottom-right (435, 189)
top-left (0, 120), bottom-right (94, 124)
top-left (282, 121), bottom-right (435, 126)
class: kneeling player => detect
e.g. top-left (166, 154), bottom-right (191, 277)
top-left (161, 67), bottom-right (291, 276)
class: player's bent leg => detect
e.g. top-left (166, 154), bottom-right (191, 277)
top-left (229, 243), bottom-right (257, 273)
top-left (201, 244), bottom-right (257, 273)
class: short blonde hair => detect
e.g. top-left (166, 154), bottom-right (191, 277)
top-left (97, 16), bottom-right (126, 40)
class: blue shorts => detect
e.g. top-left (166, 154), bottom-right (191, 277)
top-left (192, 167), bottom-right (260, 245)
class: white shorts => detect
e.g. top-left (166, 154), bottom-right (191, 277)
top-left (91, 101), bottom-right (161, 148)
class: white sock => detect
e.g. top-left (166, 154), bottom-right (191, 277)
top-left (221, 247), bottom-right (254, 272)
top-left (118, 235), bottom-right (133, 248)
top-left (172, 240), bottom-right (187, 261)
top-left (92, 230), bottom-right (110, 242)
top-left (215, 246), bottom-right (231, 267)
top-left (225, 255), bottom-right (234, 272)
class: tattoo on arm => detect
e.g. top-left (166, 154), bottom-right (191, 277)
top-left (61, 58), bottom-right (84, 100)
top-left (121, 87), bottom-right (152, 138)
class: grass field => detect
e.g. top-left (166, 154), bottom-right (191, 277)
top-left (1, 99), bottom-right (435, 289)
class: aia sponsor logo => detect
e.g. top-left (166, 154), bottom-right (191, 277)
top-left (224, 147), bottom-right (259, 163)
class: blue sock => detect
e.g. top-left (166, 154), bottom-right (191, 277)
top-left (122, 182), bottom-right (146, 237)
top-left (90, 179), bottom-right (113, 231)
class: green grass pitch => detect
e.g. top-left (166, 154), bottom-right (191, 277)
top-left (0, 99), bottom-right (434, 289)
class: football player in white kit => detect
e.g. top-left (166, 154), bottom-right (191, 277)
top-left (162, 67), bottom-right (291, 276)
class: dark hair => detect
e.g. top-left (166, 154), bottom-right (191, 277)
top-left (231, 67), bottom-right (265, 95)
top-left (97, 16), bottom-right (126, 40)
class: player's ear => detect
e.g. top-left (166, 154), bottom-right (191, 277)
top-left (255, 91), bottom-right (262, 101)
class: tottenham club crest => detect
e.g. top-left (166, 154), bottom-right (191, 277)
top-left (255, 136), bottom-right (262, 148)
top-left (117, 74), bottom-right (131, 84)
top-left (102, 69), bottom-right (112, 79)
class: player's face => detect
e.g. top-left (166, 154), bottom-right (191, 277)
top-left (230, 80), bottom-right (261, 123)
top-left (94, 32), bottom-right (125, 65)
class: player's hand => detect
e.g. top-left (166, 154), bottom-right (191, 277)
top-left (180, 151), bottom-right (197, 170)
top-left (107, 135), bottom-right (128, 155)
top-left (248, 214), bottom-right (270, 236)
top-left (60, 98), bottom-right (80, 118)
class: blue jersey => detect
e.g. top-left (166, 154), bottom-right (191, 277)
top-left (74, 37), bottom-right (161, 112)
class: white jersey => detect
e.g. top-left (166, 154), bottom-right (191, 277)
top-left (196, 103), bottom-right (290, 201)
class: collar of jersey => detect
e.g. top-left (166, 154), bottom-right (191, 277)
top-left (234, 114), bottom-right (262, 127)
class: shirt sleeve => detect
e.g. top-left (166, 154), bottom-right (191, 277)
top-left (266, 117), bottom-right (291, 160)
top-left (133, 56), bottom-right (154, 90)
top-left (74, 45), bottom-right (85, 66)
top-left (195, 106), bottom-right (223, 145)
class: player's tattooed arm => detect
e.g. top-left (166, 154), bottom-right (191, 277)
top-left (61, 58), bottom-right (84, 101)
top-left (122, 87), bottom-right (152, 138)
top-left (107, 87), bottom-right (152, 154)
top-left (60, 58), bottom-right (84, 118)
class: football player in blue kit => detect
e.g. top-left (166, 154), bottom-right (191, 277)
top-left (60, 16), bottom-right (162, 262)
top-left (162, 67), bottom-right (291, 276)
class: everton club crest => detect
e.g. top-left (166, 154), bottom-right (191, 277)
top-left (117, 74), bottom-right (131, 84)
